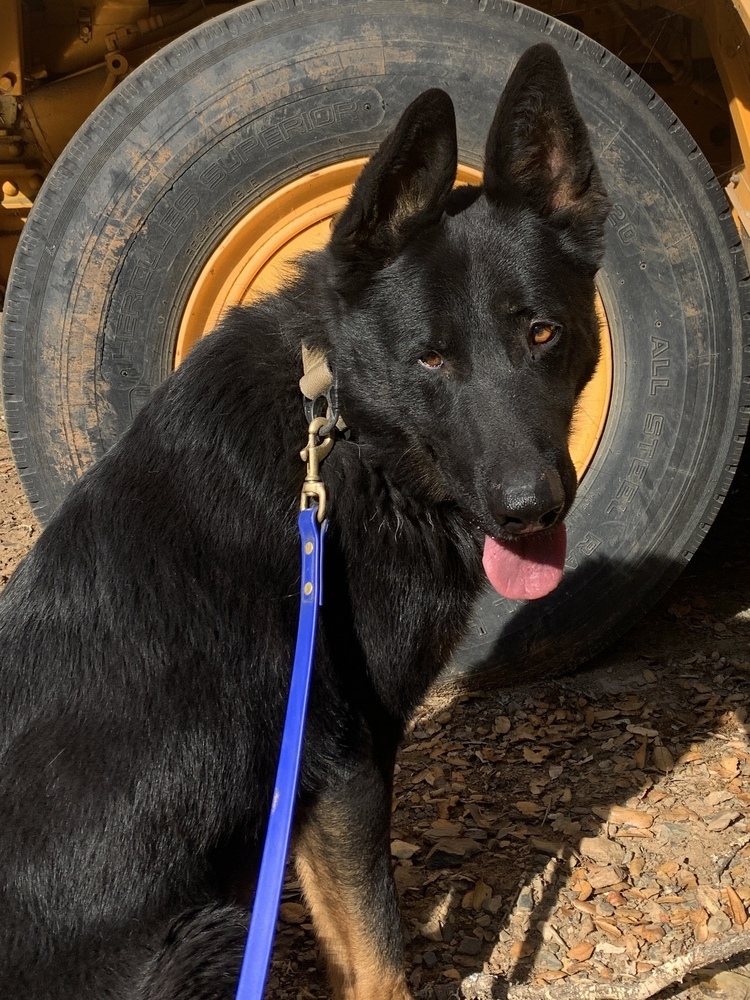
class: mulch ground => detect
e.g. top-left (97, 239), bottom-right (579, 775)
top-left (270, 655), bottom-right (749, 1000)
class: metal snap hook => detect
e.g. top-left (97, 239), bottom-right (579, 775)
top-left (300, 417), bottom-right (334, 521)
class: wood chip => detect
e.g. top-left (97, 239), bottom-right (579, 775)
top-left (655, 860), bottom-right (680, 877)
top-left (689, 907), bottom-right (710, 930)
top-left (594, 918), bottom-right (623, 938)
top-left (659, 806), bottom-right (691, 822)
top-left (697, 886), bottom-right (722, 914)
top-left (514, 800), bottom-right (544, 818)
top-left (391, 839), bottom-right (420, 859)
top-left (695, 922), bottom-right (710, 943)
top-left (462, 880), bottom-right (493, 911)
top-left (493, 715), bottom-right (511, 734)
top-left (607, 891), bottom-right (628, 907)
top-left (722, 886), bottom-right (748, 926)
top-left (445, 755), bottom-right (471, 768)
top-left (652, 745), bottom-right (675, 772)
top-left (596, 942), bottom-right (627, 955)
top-left (279, 902), bottom-right (307, 924)
top-left (706, 810), bottom-right (742, 832)
top-left (567, 941), bottom-right (595, 961)
top-left (706, 790), bottom-right (733, 807)
top-left (509, 941), bottom-right (534, 960)
top-left (536, 970), bottom-right (567, 983)
top-left (579, 836), bottom-right (627, 864)
top-left (596, 805), bottom-right (654, 828)
top-left (423, 819), bottom-right (463, 842)
top-left (572, 899), bottom-right (597, 915)
top-left (634, 924), bottom-right (665, 943)
top-left (425, 837), bottom-right (482, 864)
top-left (576, 880), bottom-right (594, 902)
top-left (629, 855), bottom-right (646, 878)
top-left (587, 865), bottom-right (625, 889)
top-left (717, 756), bottom-right (741, 778)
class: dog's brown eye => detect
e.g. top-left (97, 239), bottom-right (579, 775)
top-left (419, 352), bottom-right (444, 369)
top-left (530, 321), bottom-right (561, 346)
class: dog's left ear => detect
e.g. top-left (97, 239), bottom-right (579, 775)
top-left (329, 89), bottom-right (457, 293)
top-left (484, 44), bottom-right (609, 268)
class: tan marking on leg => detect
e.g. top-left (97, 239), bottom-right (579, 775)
top-left (295, 815), bottom-right (413, 1000)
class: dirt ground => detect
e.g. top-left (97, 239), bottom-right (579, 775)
top-left (1, 403), bottom-right (748, 999)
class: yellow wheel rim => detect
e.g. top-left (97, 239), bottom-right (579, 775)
top-left (175, 160), bottom-right (612, 477)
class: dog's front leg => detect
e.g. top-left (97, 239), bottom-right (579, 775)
top-left (295, 763), bottom-right (413, 1000)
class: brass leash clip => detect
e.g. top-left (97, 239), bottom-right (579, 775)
top-left (300, 416), bottom-right (334, 522)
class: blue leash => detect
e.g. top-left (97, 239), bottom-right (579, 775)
top-left (234, 417), bottom-right (331, 999)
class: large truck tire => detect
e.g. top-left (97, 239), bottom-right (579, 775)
top-left (2, 0), bottom-right (749, 682)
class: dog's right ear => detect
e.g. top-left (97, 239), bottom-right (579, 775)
top-left (328, 89), bottom-right (457, 294)
top-left (484, 44), bottom-right (609, 269)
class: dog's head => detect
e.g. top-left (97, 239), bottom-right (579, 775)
top-left (318, 44), bottom-right (609, 601)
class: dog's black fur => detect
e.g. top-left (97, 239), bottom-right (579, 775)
top-left (0, 45), bottom-right (608, 999)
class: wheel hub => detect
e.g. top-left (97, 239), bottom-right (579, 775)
top-left (176, 160), bottom-right (611, 477)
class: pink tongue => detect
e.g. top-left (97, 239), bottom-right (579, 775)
top-left (482, 524), bottom-right (567, 601)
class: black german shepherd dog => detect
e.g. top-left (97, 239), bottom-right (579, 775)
top-left (0, 45), bottom-right (608, 1000)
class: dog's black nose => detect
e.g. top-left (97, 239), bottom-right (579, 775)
top-left (493, 470), bottom-right (565, 535)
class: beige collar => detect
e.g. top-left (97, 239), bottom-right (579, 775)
top-left (299, 345), bottom-right (333, 401)
top-left (300, 346), bottom-right (347, 432)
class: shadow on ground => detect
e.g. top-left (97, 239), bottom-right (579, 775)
top-left (270, 443), bottom-right (750, 998)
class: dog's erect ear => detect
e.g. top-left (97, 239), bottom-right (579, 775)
top-left (484, 44), bottom-right (609, 267)
top-left (329, 89), bottom-right (457, 290)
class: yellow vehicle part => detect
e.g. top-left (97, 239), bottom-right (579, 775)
top-left (175, 161), bottom-right (612, 479)
top-left (704, 0), bottom-right (750, 235)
